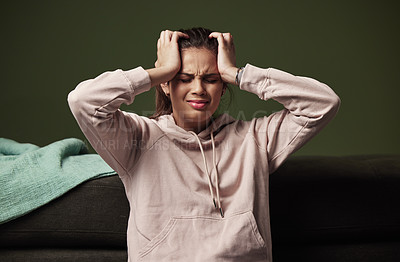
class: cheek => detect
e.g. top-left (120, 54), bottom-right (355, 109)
top-left (169, 83), bottom-right (187, 98)
top-left (211, 85), bottom-right (224, 100)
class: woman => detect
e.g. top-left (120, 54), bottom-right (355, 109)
top-left (68, 27), bottom-right (340, 262)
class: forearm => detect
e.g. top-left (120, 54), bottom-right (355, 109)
top-left (67, 67), bottom-right (152, 175)
top-left (146, 67), bottom-right (177, 87)
top-left (240, 64), bottom-right (340, 125)
top-left (68, 67), bottom-right (151, 124)
top-left (240, 64), bottom-right (340, 173)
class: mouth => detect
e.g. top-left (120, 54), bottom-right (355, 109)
top-left (187, 100), bottom-right (209, 110)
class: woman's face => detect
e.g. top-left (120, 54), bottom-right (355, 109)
top-left (163, 47), bottom-right (224, 133)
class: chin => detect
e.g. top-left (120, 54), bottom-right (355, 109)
top-left (177, 109), bottom-right (215, 125)
top-left (186, 111), bottom-right (211, 122)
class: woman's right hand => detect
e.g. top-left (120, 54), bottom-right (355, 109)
top-left (147, 30), bottom-right (189, 87)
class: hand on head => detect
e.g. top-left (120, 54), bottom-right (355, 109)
top-left (151, 29), bottom-right (238, 87)
top-left (154, 30), bottom-right (189, 80)
top-left (209, 32), bottom-right (238, 85)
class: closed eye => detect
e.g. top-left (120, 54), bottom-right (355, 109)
top-left (204, 79), bottom-right (218, 84)
top-left (178, 78), bottom-right (192, 83)
top-left (203, 78), bottom-right (220, 84)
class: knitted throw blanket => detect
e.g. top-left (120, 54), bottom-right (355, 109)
top-left (0, 138), bottom-right (117, 224)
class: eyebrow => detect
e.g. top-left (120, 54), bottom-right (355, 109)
top-left (177, 73), bottom-right (220, 78)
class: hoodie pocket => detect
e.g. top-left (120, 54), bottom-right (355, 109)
top-left (137, 211), bottom-right (268, 261)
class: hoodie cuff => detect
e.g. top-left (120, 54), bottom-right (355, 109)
top-left (239, 64), bottom-right (271, 98)
top-left (122, 66), bottom-right (152, 96)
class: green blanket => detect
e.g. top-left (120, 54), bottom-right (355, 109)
top-left (0, 138), bottom-right (117, 224)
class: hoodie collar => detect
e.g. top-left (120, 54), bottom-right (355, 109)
top-left (156, 113), bottom-right (235, 147)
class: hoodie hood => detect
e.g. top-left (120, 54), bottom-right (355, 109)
top-left (155, 113), bottom-right (236, 149)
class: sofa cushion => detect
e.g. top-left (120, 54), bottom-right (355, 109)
top-left (270, 155), bottom-right (400, 244)
top-left (0, 248), bottom-right (127, 262)
top-left (0, 175), bottom-right (129, 248)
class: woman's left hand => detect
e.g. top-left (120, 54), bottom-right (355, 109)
top-left (209, 32), bottom-right (238, 85)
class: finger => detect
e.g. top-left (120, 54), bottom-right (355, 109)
top-left (171, 31), bottom-right (189, 42)
top-left (223, 33), bottom-right (235, 47)
top-left (163, 30), bottom-right (173, 43)
top-left (209, 32), bottom-right (232, 44)
top-left (209, 32), bottom-right (225, 46)
top-left (159, 31), bottom-right (166, 45)
top-left (159, 30), bottom-right (168, 45)
top-left (222, 33), bottom-right (233, 42)
top-left (209, 32), bottom-right (222, 39)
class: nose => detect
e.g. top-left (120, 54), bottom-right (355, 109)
top-left (191, 78), bottom-right (206, 96)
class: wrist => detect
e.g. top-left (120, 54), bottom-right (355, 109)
top-left (235, 67), bottom-right (245, 86)
top-left (222, 67), bottom-right (239, 85)
top-left (146, 67), bottom-right (178, 87)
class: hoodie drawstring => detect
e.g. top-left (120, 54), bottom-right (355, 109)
top-left (189, 131), bottom-right (224, 218)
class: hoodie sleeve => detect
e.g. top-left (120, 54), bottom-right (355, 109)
top-left (67, 67), bottom-right (152, 177)
top-left (239, 64), bottom-right (341, 173)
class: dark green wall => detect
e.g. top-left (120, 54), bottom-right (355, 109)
top-left (1, 0), bottom-right (399, 155)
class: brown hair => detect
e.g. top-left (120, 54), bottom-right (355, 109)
top-left (150, 27), bottom-right (231, 119)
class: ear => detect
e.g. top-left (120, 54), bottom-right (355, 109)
top-left (160, 82), bottom-right (170, 97)
top-left (221, 84), bottom-right (227, 96)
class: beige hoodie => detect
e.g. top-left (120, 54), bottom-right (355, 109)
top-left (68, 64), bottom-right (340, 262)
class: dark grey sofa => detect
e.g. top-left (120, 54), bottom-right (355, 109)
top-left (1, 155), bottom-right (399, 261)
